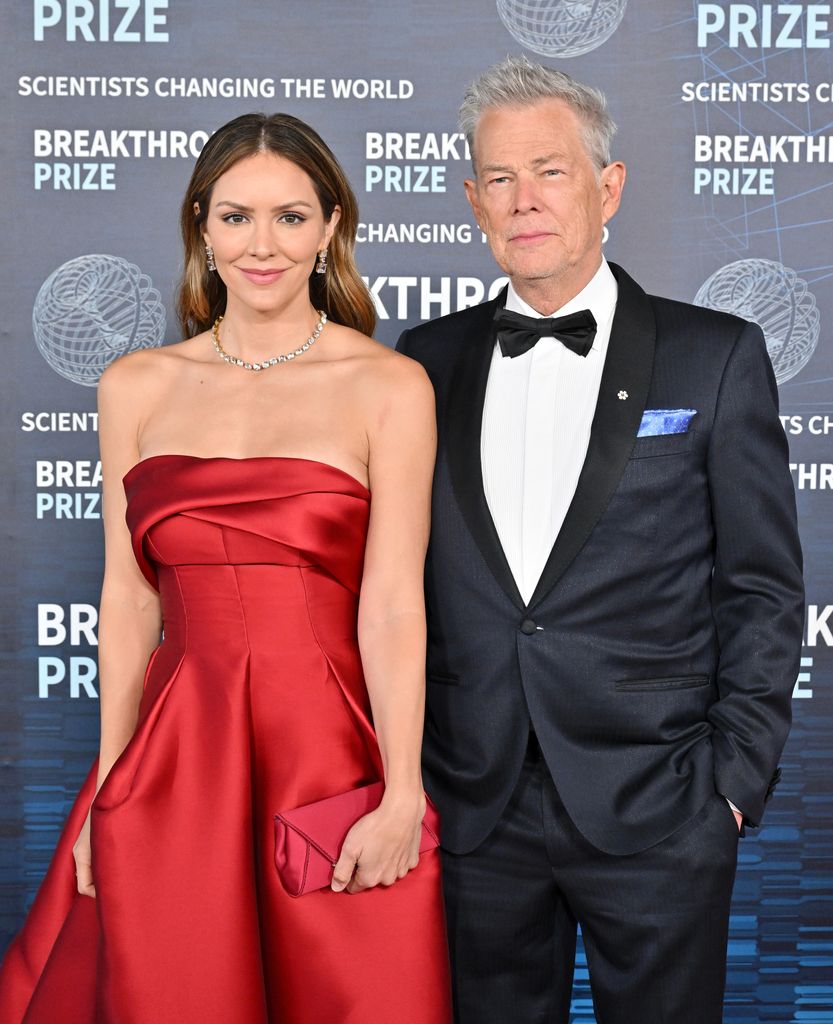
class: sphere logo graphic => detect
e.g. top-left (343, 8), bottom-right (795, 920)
top-left (694, 259), bottom-right (819, 385)
top-left (496, 0), bottom-right (628, 58)
top-left (33, 254), bottom-right (166, 387)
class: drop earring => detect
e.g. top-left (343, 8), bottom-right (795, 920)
top-left (315, 249), bottom-right (328, 275)
top-left (205, 245), bottom-right (216, 272)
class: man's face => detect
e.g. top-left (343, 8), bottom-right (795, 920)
top-left (465, 99), bottom-right (625, 301)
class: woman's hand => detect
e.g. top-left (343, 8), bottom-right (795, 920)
top-left (331, 791), bottom-right (427, 894)
top-left (72, 807), bottom-right (96, 898)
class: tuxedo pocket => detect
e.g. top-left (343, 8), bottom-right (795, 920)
top-left (629, 431), bottom-right (695, 459)
top-left (615, 674), bottom-right (710, 692)
top-left (427, 671), bottom-right (461, 686)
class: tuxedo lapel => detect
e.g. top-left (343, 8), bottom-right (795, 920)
top-left (445, 288), bottom-right (526, 612)
top-left (527, 262), bottom-right (656, 610)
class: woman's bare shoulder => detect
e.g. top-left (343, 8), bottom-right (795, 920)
top-left (97, 336), bottom-right (213, 442)
top-left (98, 335), bottom-right (210, 393)
top-left (326, 324), bottom-right (432, 394)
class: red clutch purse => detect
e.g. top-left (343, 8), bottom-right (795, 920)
top-left (274, 781), bottom-right (441, 897)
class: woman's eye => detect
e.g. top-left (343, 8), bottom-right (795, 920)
top-left (222, 213), bottom-right (248, 224)
top-left (280, 213), bottom-right (306, 225)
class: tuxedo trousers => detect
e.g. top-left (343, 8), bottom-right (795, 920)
top-left (440, 733), bottom-right (739, 1024)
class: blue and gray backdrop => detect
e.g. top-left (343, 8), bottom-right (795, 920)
top-left (2, 2), bottom-right (831, 1021)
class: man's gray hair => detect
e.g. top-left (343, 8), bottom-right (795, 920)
top-left (459, 54), bottom-right (616, 171)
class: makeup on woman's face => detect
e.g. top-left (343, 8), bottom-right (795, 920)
top-left (202, 150), bottom-right (337, 313)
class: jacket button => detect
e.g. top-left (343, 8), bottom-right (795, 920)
top-left (520, 619), bottom-right (538, 635)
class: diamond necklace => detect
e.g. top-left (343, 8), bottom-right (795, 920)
top-left (211, 311), bottom-right (327, 372)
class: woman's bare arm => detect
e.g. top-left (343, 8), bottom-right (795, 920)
top-left (74, 354), bottom-right (163, 896)
top-left (331, 351), bottom-right (437, 893)
top-left (95, 354), bottom-right (163, 790)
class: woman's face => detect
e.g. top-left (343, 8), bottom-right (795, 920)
top-left (201, 150), bottom-right (339, 315)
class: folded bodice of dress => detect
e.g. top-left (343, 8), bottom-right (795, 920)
top-left (124, 454), bottom-right (370, 590)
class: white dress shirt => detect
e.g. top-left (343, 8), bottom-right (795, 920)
top-left (481, 258), bottom-right (618, 605)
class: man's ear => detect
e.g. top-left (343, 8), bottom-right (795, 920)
top-left (600, 161), bottom-right (626, 226)
top-left (464, 178), bottom-right (483, 232)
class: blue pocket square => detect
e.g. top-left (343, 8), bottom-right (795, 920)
top-left (637, 409), bottom-right (697, 437)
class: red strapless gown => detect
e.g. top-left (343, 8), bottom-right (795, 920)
top-left (0, 455), bottom-right (452, 1023)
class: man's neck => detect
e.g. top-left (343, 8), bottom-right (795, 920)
top-left (510, 257), bottom-right (603, 316)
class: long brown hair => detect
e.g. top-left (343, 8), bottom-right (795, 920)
top-left (176, 112), bottom-right (376, 338)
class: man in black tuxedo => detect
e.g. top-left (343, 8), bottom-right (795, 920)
top-left (397, 56), bottom-right (804, 1023)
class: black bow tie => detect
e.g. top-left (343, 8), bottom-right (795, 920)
top-left (494, 307), bottom-right (597, 359)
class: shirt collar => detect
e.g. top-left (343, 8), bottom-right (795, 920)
top-left (504, 258), bottom-right (618, 326)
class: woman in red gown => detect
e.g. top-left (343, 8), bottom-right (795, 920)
top-left (0, 113), bottom-right (452, 1023)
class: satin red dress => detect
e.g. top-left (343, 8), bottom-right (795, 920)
top-left (0, 455), bottom-right (452, 1023)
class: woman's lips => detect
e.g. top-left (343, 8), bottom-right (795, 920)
top-left (237, 267), bottom-right (286, 285)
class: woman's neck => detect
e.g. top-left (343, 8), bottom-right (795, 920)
top-left (217, 293), bottom-right (322, 361)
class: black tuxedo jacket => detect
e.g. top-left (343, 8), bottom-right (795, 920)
top-left (397, 262), bottom-right (804, 856)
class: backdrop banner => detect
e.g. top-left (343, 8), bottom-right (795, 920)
top-left (2, 2), bottom-right (831, 1020)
